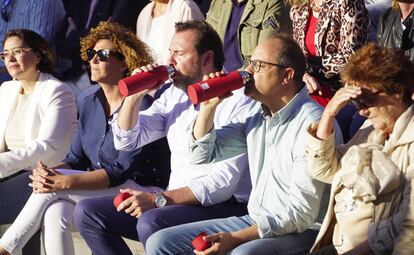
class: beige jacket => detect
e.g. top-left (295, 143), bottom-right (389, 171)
top-left (306, 105), bottom-right (414, 254)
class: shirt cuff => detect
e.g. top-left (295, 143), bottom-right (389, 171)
top-left (110, 113), bottom-right (140, 138)
top-left (306, 125), bottom-right (335, 157)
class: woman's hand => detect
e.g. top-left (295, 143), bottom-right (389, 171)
top-left (303, 72), bottom-right (322, 95)
top-left (324, 86), bottom-right (362, 117)
top-left (29, 161), bottom-right (68, 193)
top-left (315, 86), bottom-right (362, 140)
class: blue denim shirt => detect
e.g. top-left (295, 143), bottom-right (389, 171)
top-left (63, 85), bottom-right (170, 188)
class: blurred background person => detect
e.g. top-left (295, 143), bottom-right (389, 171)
top-left (290, 0), bottom-right (369, 142)
top-left (206, 0), bottom-right (291, 72)
top-left (377, 0), bottom-right (414, 62)
top-left (136, 0), bottom-right (204, 64)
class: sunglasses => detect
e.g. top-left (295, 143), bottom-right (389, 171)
top-left (86, 49), bottom-right (124, 62)
top-left (350, 90), bottom-right (383, 110)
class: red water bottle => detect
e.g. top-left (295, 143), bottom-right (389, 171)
top-left (118, 65), bottom-right (175, 97)
top-left (187, 71), bottom-right (252, 104)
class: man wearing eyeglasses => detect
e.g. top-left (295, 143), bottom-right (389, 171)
top-left (146, 35), bottom-right (343, 255)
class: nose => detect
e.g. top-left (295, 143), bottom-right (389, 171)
top-left (167, 53), bottom-right (176, 66)
top-left (90, 54), bottom-right (99, 64)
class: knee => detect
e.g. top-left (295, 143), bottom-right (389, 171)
top-left (44, 201), bottom-right (75, 232)
top-left (137, 209), bottom-right (164, 245)
top-left (73, 199), bottom-right (96, 232)
top-left (145, 229), bottom-right (174, 255)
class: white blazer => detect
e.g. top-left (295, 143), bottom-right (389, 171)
top-left (0, 72), bottom-right (77, 178)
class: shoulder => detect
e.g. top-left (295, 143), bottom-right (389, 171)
top-left (38, 73), bottom-right (74, 96)
top-left (76, 85), bottom-right (101, 109)
top-left (380, 7), bottom-right (396, 22)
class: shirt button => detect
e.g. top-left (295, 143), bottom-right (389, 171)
top-left (145, 160), bottom-right (150, 164)
top-left (97, 162), bottom-right (101, 166)
top-left (152, 168), bottom-right (157, 172)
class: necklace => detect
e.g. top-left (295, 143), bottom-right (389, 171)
top-left (310, 0), bottom-right (321, 13)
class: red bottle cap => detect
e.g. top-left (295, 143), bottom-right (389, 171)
top-left (192, 232), bottom-right (212, 251)
top-left (113, 192), bottom-right (132, 208)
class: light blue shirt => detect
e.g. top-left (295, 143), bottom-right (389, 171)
top-left (190, 87), bottom-right (343, 238)
top-left (112, 85), bottom-right (253, 206)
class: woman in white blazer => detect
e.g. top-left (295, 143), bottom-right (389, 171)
top-left (0, 29), bottom-right (77, 226)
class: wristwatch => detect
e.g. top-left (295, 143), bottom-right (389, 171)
top-left (154, 191), bottom-right (167, 208)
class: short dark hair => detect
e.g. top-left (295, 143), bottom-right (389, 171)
top-left (3, 29), bottom-right (55, 73)
top-left (175, 20), bottom-right (224, 70)
top-left (272, 34), bottom-right (306, 84)
top-left (341, 43), bottom-right (414, 105)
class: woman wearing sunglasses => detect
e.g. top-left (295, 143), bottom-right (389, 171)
top-left (307, 44), bottom-right (414, 254)
top-left (0, 22), bottom-right (171, 255)
top-left (0, 29), bottom-right (76, 228)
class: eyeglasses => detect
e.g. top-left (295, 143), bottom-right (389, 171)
top-left (0, 47), bottom-right (32, 62)
top-left (350, 90), bottom-right (383, 110)
top-left (244, 58), bottom-right (288, 73)
top-left (86, 49), bottom-right (124, 62)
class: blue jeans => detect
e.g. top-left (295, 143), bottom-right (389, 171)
top-left (146, 215), bottom-right (319, 255)
top-left (74, 196), bottom-right (248, 255)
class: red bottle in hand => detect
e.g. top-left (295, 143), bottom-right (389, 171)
top-left (113, 192), bottom-right (132, 208)
top-left (187, 71), bottom-right (252, 104)
top-left (192, 232), bottom-right (212, 251)
top-left (118, 65), bottom-right (175, 97)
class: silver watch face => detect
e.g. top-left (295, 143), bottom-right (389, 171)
top-left (155, 193), bottom-right (167, 207)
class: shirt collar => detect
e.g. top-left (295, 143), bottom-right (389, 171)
top-left (261, 86), bottom-right (308, 124)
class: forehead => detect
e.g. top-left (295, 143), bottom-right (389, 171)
top-left (251, 38), bottom-right (282, 62)
top-left (94, 39), bottom-right (115, 49)
top-left (4, 36), bottom-right (25, 49)
top-left (169, 30), bottom-right (198, 52)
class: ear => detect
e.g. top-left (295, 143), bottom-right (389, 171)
top-left (35, 52), bottom-right (41, 65)
top-left (281, 67), bottom-right (295, 85)
top-left (201, 50), bottom-right (214, 68)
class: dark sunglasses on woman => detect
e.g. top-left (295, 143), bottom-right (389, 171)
top-left (86, 49), bottom-right (124, 62)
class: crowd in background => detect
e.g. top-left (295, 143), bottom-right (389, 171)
top-left (0, 0), bottom-right (413, 254)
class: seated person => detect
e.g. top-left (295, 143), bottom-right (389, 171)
top-left (0, 29), bottom-right (76, 225)
top-left (307, 43), bottom-right (414, 254)
top-left (74, 20), bottom-right (252, 255)
top-left (145, 35), bottom-right (342, 255)
top-left (0, 22), bottom-right (171, 255)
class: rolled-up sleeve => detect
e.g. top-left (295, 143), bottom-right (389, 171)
top-left (187, 153), bottom-right (249, 205)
